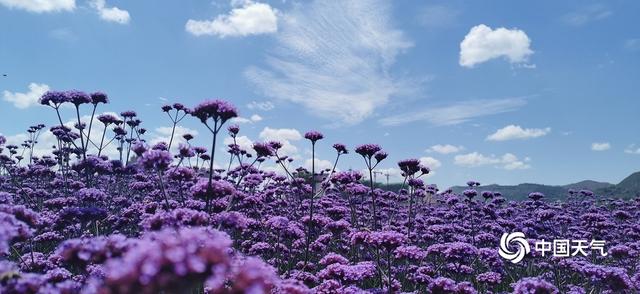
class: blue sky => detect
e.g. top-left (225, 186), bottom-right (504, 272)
top-left (1, 0), bottom-right (639, 188)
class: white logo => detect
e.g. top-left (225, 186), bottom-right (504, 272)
top-left (499, 232), bottom-right (530, 264)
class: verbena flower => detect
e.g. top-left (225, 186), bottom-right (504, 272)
top-left (98, 227), bottom-right (232, 293)
top-left (90, 92), bottom-right (109, 104)
top-left (191, 99), bottom-right (238, 124)
top-left (332, 143), bottom-right (348, 154)
top-left (40, 91), bottom-right (69, 107)
top-left (304, 131), bottom-right (324, 143)
top-left (139, 150), bottom-right (173, 170)
top-left (512, 277), bottom-right (559, 294)
top-left (66, 90), bottom-right (92, 106)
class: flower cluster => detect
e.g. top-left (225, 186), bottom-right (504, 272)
top-left (0, 96), bottom-right (638, 293)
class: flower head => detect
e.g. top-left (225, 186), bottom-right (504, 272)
top-left (528, 192), bottom-right (545, 201)
top-left (332, 143), bottom-right (348, 154)
top-left (374, 151), bottom-right (388, 163)
top-left (463, 189), bottom-right (478, 199)
top-left (192, 99), bottom-right (238, 125)
top-left (253, 142), bottom-right (274, 158)
top-left (355, 144), bottom-right (382, 158)
top-left (161, 105), bottom-right (173, 112)
top-left (466, 180), bottom-right (480, 187)
top-left (66, 90), bottom-right (92, 106)
top-left (191, 179), bottom-right (236, 200)
top-left (398, 159), bottom-right (421, 176)
top-left (40, 91), bottom-right (69, 107)
top-left (512, 277), bottom-right (559, 294)
top-left (304, 131), bottom-right (324, 143)
top-left (139, 150), bottom-right (173, 171)
top-left (90, 92), bottom-right (109, 104)
top-left (98, 227), bottom-right (232, 294)
top-left (228, 124), bottom-right (240, 136)
top-left (97, 114), bottom-right (118, 125)
top-left (120, 111), bottom-right (137, 118)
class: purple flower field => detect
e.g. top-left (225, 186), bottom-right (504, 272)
top-left (1, 92), bottom-right (639, 293)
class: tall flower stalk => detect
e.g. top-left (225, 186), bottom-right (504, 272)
top-left (191, 99), bottom-right (238, 213)
top-left (355, 144), bottom-right (387, 230)
top-left (67, 90), bottom-right (92, 160)
top-left (161, 103), bottom-right (190, 150)
top-left (397, 159), bottom-right (429, 237)
top-left (303, 131), bottom-right (323, 266)
top-left (95, 114), bottom-right (118, 156)
top-left (85, 92), bottom-right (108, 154)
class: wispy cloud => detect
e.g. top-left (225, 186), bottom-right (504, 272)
top-left (426, 144), bottom-right (464, 154)
top-left (624, 39), bottom-right (640, 51)
top-left (231, 114), bottom-right (263, 124)
top-left (247, 101), bottom-right (274, 111)
top-left (49, 28), bottom-right (78, 42)
top-left (416, 4), bottom-right (459, 28)
top-left (0, 0), bottom-right (75, 13)
top-left (486, 125), bottom-right (551, 141)
top-left (454, 152), bottom-right (531, 170)
top-left (563, 4), bottom-right (612, 26)
top-left (591, 142), bottom-right (611, 151)
top-left (625, 144), bottom-right (640, 155)
top-left (379, 97), bottom-right (527, 126)
top-left (245, 0), bottom-right (414, 125)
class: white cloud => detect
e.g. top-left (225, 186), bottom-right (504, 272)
top-left (454, 152), bottom-right (530, 170)
top-left (231, 114), bottom-right (263, 124)
top-left (245, 0), bottom-right (414, 125)
top-left (459, 24), bottom-right (533, 68)
top-left (426, 144), bottom-right (464, 154)
top-left (563, 4), bottom-right (612, 26)
top-left (624, 144), bottom-right (640, 155)
top-left (231, 117), bottom-right (251, 124)
top-left (259, 127), bottom-right (301, 141)
top-left (419, 156), bottom-right (441, 169)
top-left (591, 142), bottom-right (611, 151)
top-left (247, 101), bottom-right (274, 111)
top-left (185, 1), bottom-right (277, 37)
top-left (304, 158), bottom-right (334, 172)
top-left (258, 127), bottom-right (301, 156)
top-left (486, 125), bottom-right (551, 141)
top-left (250, 114), bottom-right (262, 122)
top-left (379, 97), bottom-right (526, 126)
top-left (2, 83), bottom-right (50, 109)
top-left (91, 0), bottom-right (130, 24)
top-left (0, 0), bottom-right (74, 13)
top-left (454, 152), bottom-right (500, 167)
top-left (501, 153), bottom-right (531, 170)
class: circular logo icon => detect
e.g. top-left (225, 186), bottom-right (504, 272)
top-left (498, 232), bottom-right (530, 263)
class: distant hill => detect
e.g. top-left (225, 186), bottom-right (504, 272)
top-left (596, 172), bottom-right (640, 199)
top-left (450, 183), bottom-right (567, 201)
top-left (377, 171), bottom-right (640, 201)
top-left (563, 180), bottom-right (613, 191)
